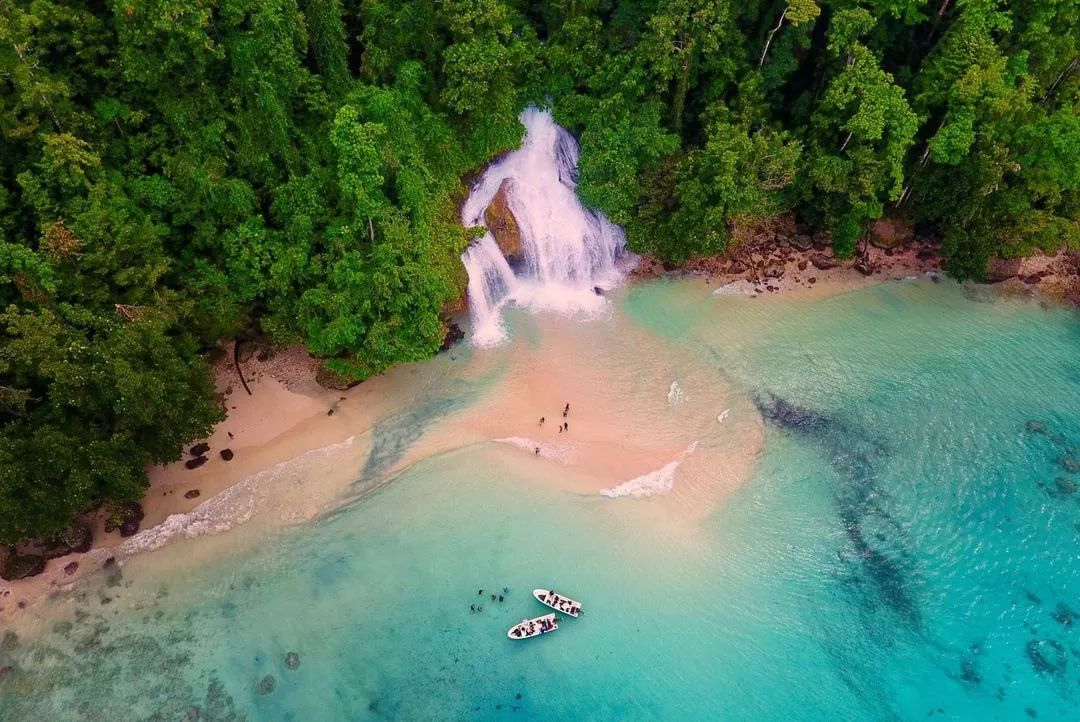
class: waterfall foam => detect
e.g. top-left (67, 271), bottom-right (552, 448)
top-left (461, 107), bottom-right (629, 346)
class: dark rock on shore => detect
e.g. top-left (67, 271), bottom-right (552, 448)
top-left (727, 259), bottom-right (748, 274)
top-left (854, 258), bottom-right (875, 276)
top-left (440, 323), bottom-right (465, 352)
top-left (63, 561), bottom-right (79, 575)
top-left (42, 522), bottom-right (93, 558)
top-left (810, 253), bottom-right (838, 270)
top-left (315, 364), bottom-right (358, 391)
top-left (185, 455), bottom-right (208, 470)
top-left (1, 554), bottom-right (46, 581)
top-left (220, 448), bottom-right (234, 461)
top-left (256, 674), bottom-right (276, 695)
top-left (106, 502), bottom-right (144, 537)
top-left (285, 652), bottom-right (301, 670)
top-left (987, 258), bottom-right (1023, 283)
top-left (190, 442), bottom-right (210, 457)
top-left (185, 489), bottom-right (201, 499)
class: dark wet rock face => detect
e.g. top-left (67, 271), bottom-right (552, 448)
top-left (285, 651), bottom-right (300, 670)
top-left (1027, 639), bottom-right (1067, 677)
top-left (1, 554), bottom-right (46, 581)
top-left (256, 674), bottom-right (276, 695)
top-left (440, 323), bottom-right (465, 352)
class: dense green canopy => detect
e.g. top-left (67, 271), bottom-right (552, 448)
top-left (1, 0), bottom-right (1077, 541)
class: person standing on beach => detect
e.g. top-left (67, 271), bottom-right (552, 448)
top-left (540, 416), bottom-right (545, 426)
top-left (563, 403), bottom-right (569, 417)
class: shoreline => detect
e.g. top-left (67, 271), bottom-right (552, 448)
top-left (2, 242), bottom-right (1076, 621)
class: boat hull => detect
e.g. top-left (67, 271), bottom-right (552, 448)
top-left (507, 613), bottom-right (558, 640)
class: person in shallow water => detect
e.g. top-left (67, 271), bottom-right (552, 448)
top-left (534, 447), bottom-right (540, 455)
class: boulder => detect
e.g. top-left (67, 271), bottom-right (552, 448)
top-left (810, 253), bottom-right (838, 270)
top-left (854, 259), bottom-right (875, 276)
top-left (1, 554), bottom-right (46, 581)
top-left (867, 219), bottom-right (913, 249)
top-left (987, 258), bottom-right (1022, 283)
top-left (185, 456), bottom-right (208, 470)
top-left (726, 260), bottom-right (748, 274)
top-left (190, 442), bottom-right (210, 457)
top-left (185, 489), bottom-right (201, 500)
top-left (285, 652), bottom-right (301, 670)
top-left (220, 448), bottom-right (234, 462)
top-left (484, 179), bottom-right (524, 266)
top-left (439, 323), bottom-right (465, 352)
top-left (797, 260), bottom-right (808, 271)
top-left (791, 234), bottom-right (813, 251)
top-left (106, 502), bottom-right (144, 538)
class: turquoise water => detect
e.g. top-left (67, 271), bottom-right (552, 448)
top-left (2, 279), bottom-right (1079, 721)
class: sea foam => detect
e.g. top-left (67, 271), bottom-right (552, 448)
top-left (600, 442), bottom-right (699, 499)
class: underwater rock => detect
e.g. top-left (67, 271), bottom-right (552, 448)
top-left (185, 489), bottom-right (201, 499)
top-left (190, 442), bottom-right (210, 457)
top-left (256, 674), bottom-right (276, 695)
top-left (220, 448), bottom-right (234, 461)
top-left (0, 554), bottom-right (45, 581)
top-left (0, 666), bottom-right (11, 680)
top-left (1, 632), bottom-right (18, 650)
top-left (185, 707), bottom-right (200, 721)
top-left (1054, 477), bottom-right (1078, 495)
top-left (1059, 456), bottom-right (1080, 473)
top-left (1027, 420), bottom-right (1048, 434)
top-left (960, 658), bottom-right (981, 684)
top-left (185, 455), bottom-right (208, 469)
top-left (285, 651), bottom-right (301, 670)
top-left (754, 395), bottom-right (829, 431)
top-left (1052, 603), bottom-right (1076, 626)
top-left (1026, 639), bottom-right (1067, 677)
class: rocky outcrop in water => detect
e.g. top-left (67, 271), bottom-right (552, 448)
top-left (440, 322), bottom-right (465, 351)
top-left (484, 179), bottom-right (523, 267)
top-left (256, 674), bottom-right (276, 695)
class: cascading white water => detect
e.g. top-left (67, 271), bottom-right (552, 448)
top-left (461, 107), bottom-right (629, 346)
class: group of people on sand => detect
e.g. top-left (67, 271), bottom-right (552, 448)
top-left (539, 403), bottom-right (571, 436)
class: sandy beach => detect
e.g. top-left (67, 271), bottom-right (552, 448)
top-left (4, 239), bottom-right (1076, 621)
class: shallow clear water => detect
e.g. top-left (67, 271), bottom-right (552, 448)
top-left (2, 279), bottom-right (1079, 721)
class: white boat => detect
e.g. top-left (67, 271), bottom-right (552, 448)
top-left (507, 613), bottom-right (558, 640)
top-left (533, 589), bottom-right (582, 617)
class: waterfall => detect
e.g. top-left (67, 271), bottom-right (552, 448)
top-left (460, 107), bottom-right (629, 346)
